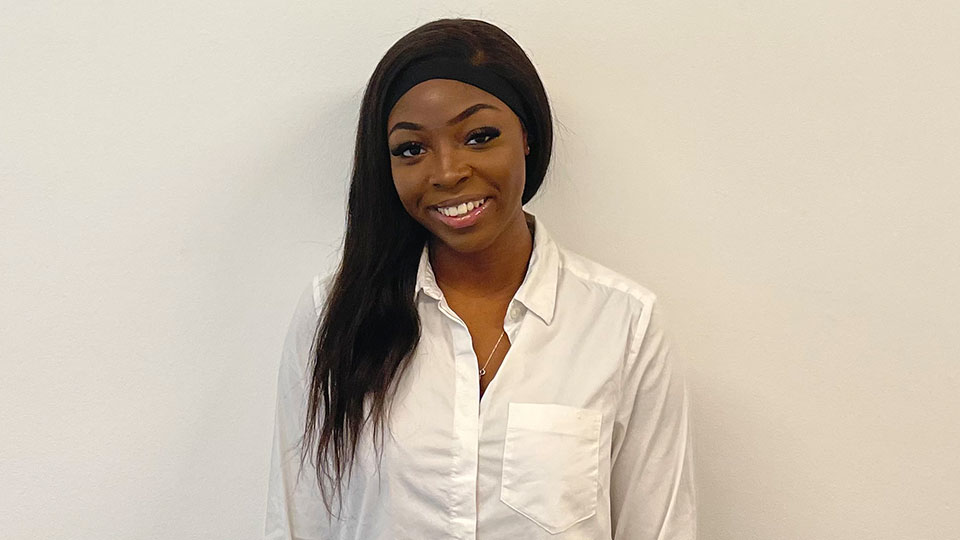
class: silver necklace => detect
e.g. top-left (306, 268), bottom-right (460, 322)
top-left (479, 329), bottom-right (506, 377)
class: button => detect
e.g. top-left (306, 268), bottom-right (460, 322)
top-left (509, 305), bottom-right (523, 321)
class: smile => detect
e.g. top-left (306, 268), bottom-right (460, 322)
top-left (432, 197), bottom-right (490, 229)
top-left (437, 197), bottom-right (486, 217)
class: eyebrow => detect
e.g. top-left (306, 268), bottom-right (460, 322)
top-left (388, 103), bottom-right (500, 136)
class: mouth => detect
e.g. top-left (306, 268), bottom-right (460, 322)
top-left (431, 197), bottom-right (490, 229)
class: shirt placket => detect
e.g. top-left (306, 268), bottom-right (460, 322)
top-left (437, 297), bottom-right (481, 540)
top-left (435, 295), bottom-right (529, 538)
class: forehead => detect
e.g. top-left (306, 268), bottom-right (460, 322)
top-left (387, 79), bottom-right (509, 124)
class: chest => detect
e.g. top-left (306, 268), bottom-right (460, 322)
top-left (443, 295), bottom-right (512, 399)
top-left (406, 288), bottom-right (637, 412)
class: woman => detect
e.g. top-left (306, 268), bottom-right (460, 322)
top-left (266, 18), bottom-right (697, 539)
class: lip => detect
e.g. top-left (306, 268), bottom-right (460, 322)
top-left (431, 197), bottom-right (491, 229)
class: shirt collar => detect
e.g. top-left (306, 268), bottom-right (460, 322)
top-left (415, 211), bottom-right (560, 325)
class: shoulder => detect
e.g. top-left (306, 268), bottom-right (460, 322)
top-left (553, 245), bottom-right (666, 356)
top-left (276, 272), bottom-right (332, 397)
top-left (556, 245), bottom-right (658, 308)
top-left (310, 272), bottom-right (336, 316)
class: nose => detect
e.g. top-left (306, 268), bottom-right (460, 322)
top-left (431, 142), bottom-right (470, 189)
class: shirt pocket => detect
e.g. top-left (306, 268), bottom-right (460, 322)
top-left (500, 402), bottom-right (603, 534)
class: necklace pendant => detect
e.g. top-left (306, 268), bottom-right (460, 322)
top-left (479, 368), bottom-right (486, 377)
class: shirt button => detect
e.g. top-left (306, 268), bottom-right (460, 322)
top-left (509, 305), bottom-right (523, 321)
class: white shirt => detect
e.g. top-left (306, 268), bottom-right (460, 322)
top-left (265, 212), bottom-right (697, 539)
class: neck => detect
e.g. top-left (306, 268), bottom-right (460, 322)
top-left (429, 210), bottom-right (534, 300)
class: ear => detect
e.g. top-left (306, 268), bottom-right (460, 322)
top-left (521, 124), bottom-right (530, 155)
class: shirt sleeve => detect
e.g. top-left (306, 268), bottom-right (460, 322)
top-left (610, 297), bottom-right (698, 539)
top-left (265, 277), bottom-right (329, 540)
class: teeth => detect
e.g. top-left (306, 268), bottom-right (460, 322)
top-left (439, 198), bottom-right (485, 217)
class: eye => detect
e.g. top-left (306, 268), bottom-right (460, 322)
top-left (466, 127), bottom-right (501, 146)
top-left (391, 142), bottom-right (425, 159)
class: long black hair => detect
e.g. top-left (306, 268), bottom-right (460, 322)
top-left (301, 18), bottom-right (554, 517)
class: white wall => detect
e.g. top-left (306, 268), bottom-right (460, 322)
top-left (2, 1), bottom-right (957, 539)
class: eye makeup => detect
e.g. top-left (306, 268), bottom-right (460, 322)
top-left (389, 126), bottom-right (502, 158)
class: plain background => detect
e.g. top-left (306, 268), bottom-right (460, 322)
top-left (2, 1), bottom-right (958, 539)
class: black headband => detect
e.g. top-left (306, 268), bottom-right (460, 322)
top-left (384, 56), bottom-right (530, 129)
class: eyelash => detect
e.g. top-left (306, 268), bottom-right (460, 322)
top-left (390, 127), bottom-right (501, 159)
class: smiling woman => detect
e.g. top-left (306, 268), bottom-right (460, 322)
top-left (265, 18), bottom-right (697, 540)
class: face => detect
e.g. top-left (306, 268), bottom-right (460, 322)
top-left (386, 79), bottom-right (529, 254)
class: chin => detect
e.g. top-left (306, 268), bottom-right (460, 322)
top-left (431, 228), bottom-right (498, 254)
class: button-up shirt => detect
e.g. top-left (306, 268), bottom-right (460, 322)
top-left (265, 212), bottom-right (697, 539)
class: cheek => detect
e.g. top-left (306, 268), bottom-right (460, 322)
top-left (391, 170), bottom-right (419, 213)
top-left (496, 150), bottom-right (527, 193)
